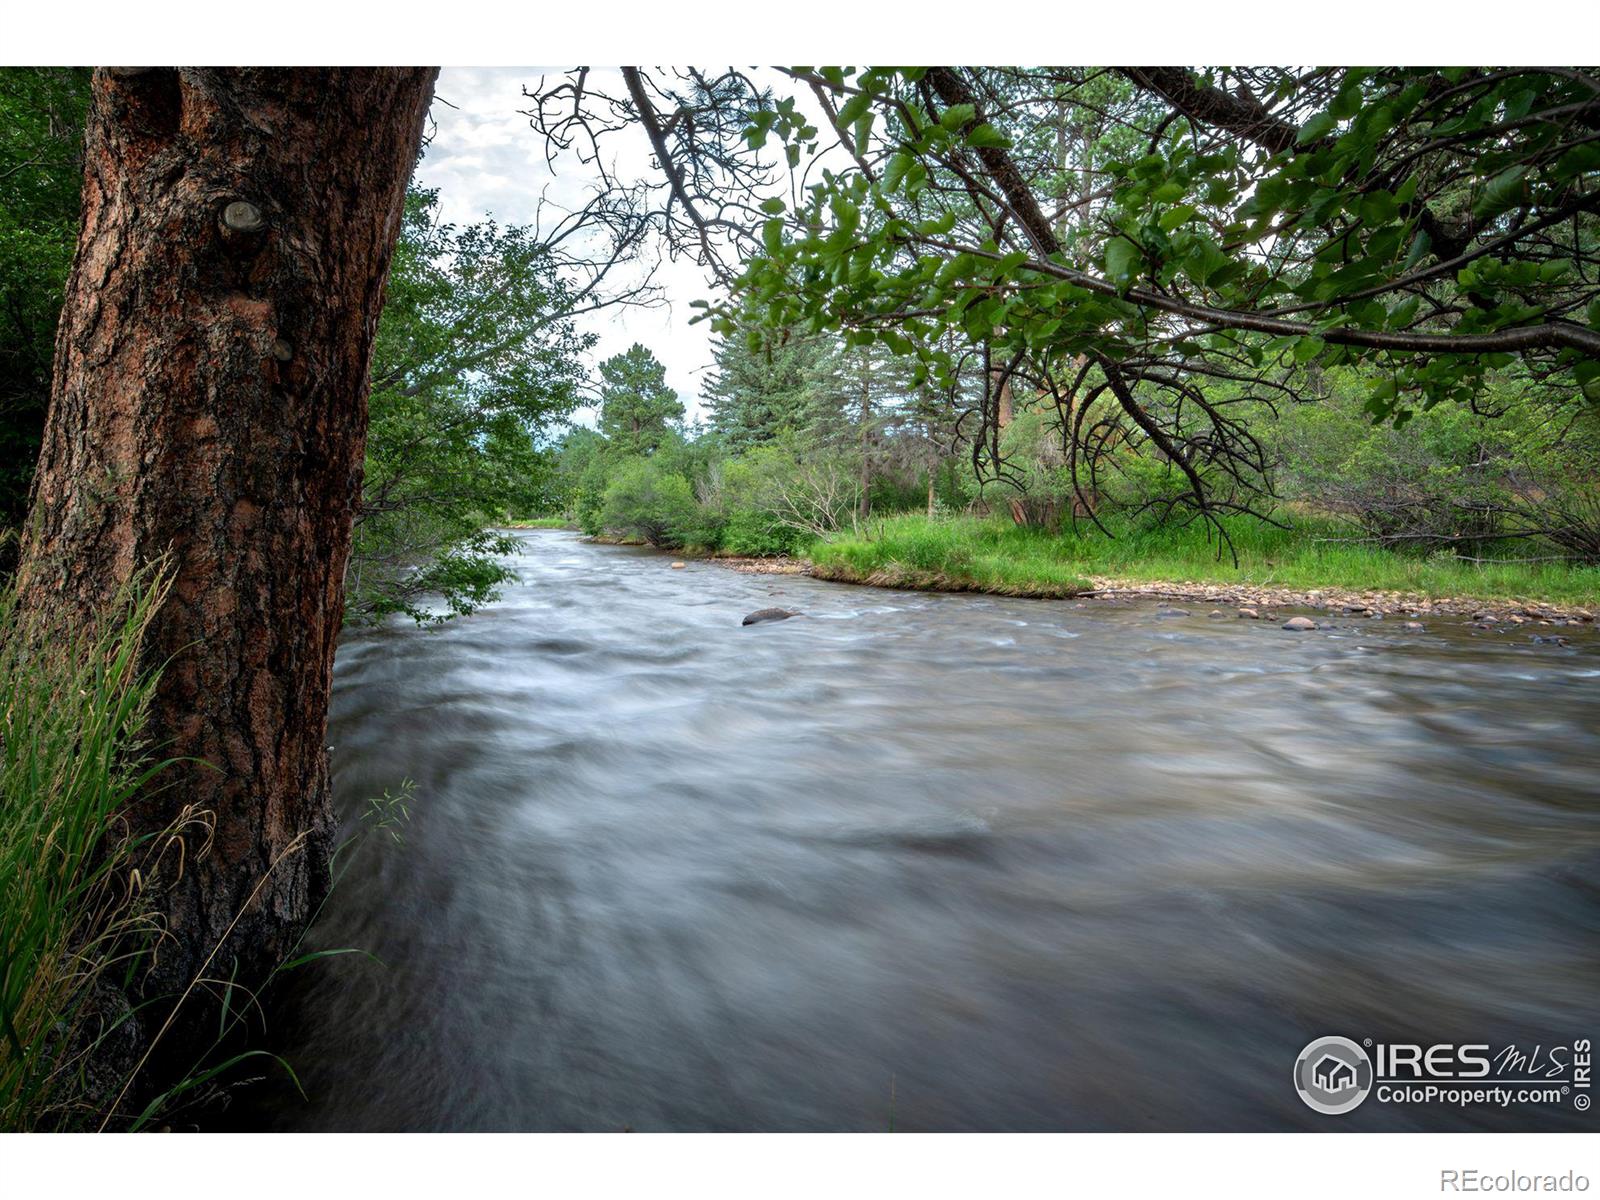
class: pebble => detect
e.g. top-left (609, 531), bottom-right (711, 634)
top-left (1208, 610), bottom-right (1227, 619)
top-left (1237, 607), bottom-right (1259, 620)
top-left (1282, 617), bottom-right (1317, 631)
top-left (670, 562), bottom-right (686, 569)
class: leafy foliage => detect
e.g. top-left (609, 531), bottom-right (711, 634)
top-left (527, 66), bottom-right (1600, 554)
top-left (0, 68), bottom-right (91, 541)
top-left (348, 189), bottom-right (592, 624)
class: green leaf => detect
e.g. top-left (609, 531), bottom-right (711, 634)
top-left (1473, 166), bottom-right (1530, 221)
top-left (1297, 112), bottom-right (1336, 145)
top-left (1358, 190), bottom-right (1398, 227)
top-left (1292, 336), bottom-right (1325, 363)
top-left (938, 103), bottom-right (976, 130)
top-left (759, 197), bottom-right (786, 215)
top-left (762, 217), bottom-right (785, 256)
top-left (1103, 237), bottom-right (1142, 291)
top-left (881, 152), bottom-right (913, 194)
top-left (836, 92), bottom-right (873, 128)
top-left (1401, 229), bottom-right (1431, 272)
top-left (853, 112), bottom-right (873, 157)
top-left (1158, 204), bottom-right (1196, 232)
top-left (965, 123), bottom-right (1011, 150)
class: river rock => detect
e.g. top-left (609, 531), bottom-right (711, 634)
top-left (1403, 621), bottom-right (1425, 631)
top-left (1237, 607), bottom-right (1259, 619)
top-left (1208, 609), bottom-right (1227, 619)
top-left (670, 561), bottom-right (686, 569)
top-left (742, 607), bottom-right (800, 626)
top-left (1531, 634), bottom-right (1568, 646)
top-left (1157, 608), bottom-right (1189, 618)
top-left (1281, 616), bottom-right (1317, 631)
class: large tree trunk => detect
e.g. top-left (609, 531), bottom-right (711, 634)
top-left (17, 68), bottom-right (436, 1013)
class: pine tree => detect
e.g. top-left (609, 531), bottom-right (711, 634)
top-left (597, 343), bottom-right (682, 455)
top-left (701, 328), bottom-right (843, 450)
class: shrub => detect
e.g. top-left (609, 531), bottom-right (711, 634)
top-left (599, 458), bottom-right (699, 547)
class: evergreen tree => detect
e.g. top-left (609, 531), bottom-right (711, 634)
top-left (702, 328), bottom-right (843, 450)
top-left (597, 343), bottom-right (683, 455)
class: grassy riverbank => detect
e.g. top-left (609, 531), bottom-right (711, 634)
top-left (807, 515), bottom-right (1600, 610)
top-left (504, 517), bottom-right (578, 530)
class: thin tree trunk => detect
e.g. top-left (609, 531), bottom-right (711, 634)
top-left (18, 67), bottom-right (436, 1011)
top-left (988, 365), bottom-right (1015, 431)
top-left (857, 355), bottom-right (872, 520)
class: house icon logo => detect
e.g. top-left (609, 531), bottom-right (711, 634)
top-left (1294, 1036), bottom-right (1374, 1115)
top-left (1313, 1054), bottom-right (1357, 1093)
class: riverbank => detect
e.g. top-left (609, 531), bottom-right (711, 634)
top-left (504, 517), bottom-right (578, 530)
top-left (723, 515), bottom-right (1600, 624)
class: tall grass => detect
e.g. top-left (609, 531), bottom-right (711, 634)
top-left (1, 566), bottom-right (415, 1131)
top-left (810, 513), bottom-right (1600, 606)
top-left (0, 567), bottom-right (201, 1130)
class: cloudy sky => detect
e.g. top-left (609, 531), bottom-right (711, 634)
top-left (418, 67), bottom-right (725, 424)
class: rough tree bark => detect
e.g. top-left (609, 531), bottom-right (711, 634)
top-left (17, 68), bottom-right (437, 1013)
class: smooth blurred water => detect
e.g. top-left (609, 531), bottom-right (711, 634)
top-left (250, 530), bottom-right (1599, 1131)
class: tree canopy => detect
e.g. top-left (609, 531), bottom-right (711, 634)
top-left (527, 66), bottom-right (1600, 546)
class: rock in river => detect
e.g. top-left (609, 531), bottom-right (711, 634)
top-left (743, 607), bottom-right (800, 626)
top-left (1281, 616), bottom-right (1317, 631)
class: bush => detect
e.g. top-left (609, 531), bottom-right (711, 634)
top-left (599, 458), bottom-right (700, 547)
top-left (1266, 371), bottom-right (1600, 560)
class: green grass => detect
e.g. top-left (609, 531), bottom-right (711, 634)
top-left (808, 516), bottom-right (1095, 598)
top-left (0, 568), bottom-right (183, 1130)
top-left (808, 514), bottom-right (1600, 607)
top-left (503, 517), bottom-right (577, 530)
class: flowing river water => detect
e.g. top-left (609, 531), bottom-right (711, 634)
top-left (247, 529), bottom-right (1599, 1131)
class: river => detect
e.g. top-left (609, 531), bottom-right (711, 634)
top-left (246, 529), bottom-right (1599, 1131)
